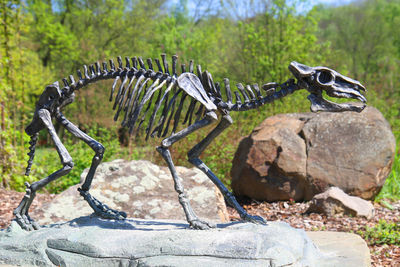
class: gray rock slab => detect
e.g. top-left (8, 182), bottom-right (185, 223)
top-left (31, 159), bottom-right (229, 225)
top-left (0, 217), bottom-right (322, 267)
top-left (0, 217), bottom-right (371, 267)
top-left (307, 231), bottom-right (371, 267)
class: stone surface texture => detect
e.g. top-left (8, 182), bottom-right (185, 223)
top-left (0, 216), bottom-right (369, 267)
top-left (231, 107), bottom-right (396, 201)
top-left (307, 231), bottom-right (371, 267)
top-left (306, 187), bottom-right (375, 219)
top-left (31, 159), bottom-right (229, 225)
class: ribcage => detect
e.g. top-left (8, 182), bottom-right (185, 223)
top-left (60, 54), bottom-right (217, 140)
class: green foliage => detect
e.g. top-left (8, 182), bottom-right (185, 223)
top-left (376, 153), bottom-right (400, 201)
top-left (358, 220), bottom-right (400, 246)
top-left (315, 0), bottom-right (400, 93)
top-left (0, 1), bottom-right (54, 188)
top-left (28, 0), bottom-right (79, 69)
top-left (236, 0), bottom-right (329, 83)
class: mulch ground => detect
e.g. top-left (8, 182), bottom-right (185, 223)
top-left (0, 188), bottom-right (399, 266)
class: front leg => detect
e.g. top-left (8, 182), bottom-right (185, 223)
top-left (157, 112), bottom-right (218, 229)
top-left (188, 114), bottom-right (267, 225)
top-left (55, 111), bottom-right (127, 220)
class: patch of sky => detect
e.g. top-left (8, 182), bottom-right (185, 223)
top-left (167, 0), bottom-right (357, 18)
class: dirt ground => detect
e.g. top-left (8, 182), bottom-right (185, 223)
top-left (0, 188), bottom-right (399, 266)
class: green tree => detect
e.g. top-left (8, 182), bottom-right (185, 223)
top-left (316, 0), bottom-right (400, 93)
top-left (0, 1), bottom-right (52, 188)
top-left (233, 0), bottom-right (329, 84)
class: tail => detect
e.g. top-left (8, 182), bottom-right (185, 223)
top-left (25, 133), bottom-right (38, 176)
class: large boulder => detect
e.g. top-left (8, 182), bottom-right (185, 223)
top-left (32, 159), bottom-right (229, 225)
top-left (231, 107), bottom-right (396, 201)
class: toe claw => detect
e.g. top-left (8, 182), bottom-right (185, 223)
top-left (27, 215), bottom-right (41, 230)
top-left (80, 190), bottom-right (127, 221)
top-left (242, 214), bottom-right (267, 225)
top-left (14, 214), bottom-right (40, 231)
top-left (189, 219), bottom-right (215, 230)
top-left (32, 221), bottom-right (41, 230)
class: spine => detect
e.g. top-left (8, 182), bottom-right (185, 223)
top-left (59, 56), bottom-right (175, 100)
top-left (216, 78), bottom-right (300, 111)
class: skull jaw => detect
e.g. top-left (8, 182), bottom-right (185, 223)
top-left (307, 93), bottom-right (366, 113)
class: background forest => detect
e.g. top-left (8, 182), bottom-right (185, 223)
top-left (0, 0), bottom-right (399, 200)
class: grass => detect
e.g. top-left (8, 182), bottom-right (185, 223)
top-left (375, 151), bottom-right (400, 201)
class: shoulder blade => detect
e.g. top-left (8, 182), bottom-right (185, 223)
top-left (177, 73), bottom-right (217, 111)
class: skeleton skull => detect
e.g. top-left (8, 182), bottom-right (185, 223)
top-left (289, 61), bottom-right (366, 112)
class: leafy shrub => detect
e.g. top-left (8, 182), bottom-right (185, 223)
top-left (358, 220), bottom-right (400, 246)
top-left (376, 153), bottom-right (400, 201)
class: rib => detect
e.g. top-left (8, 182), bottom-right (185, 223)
top-left (113, 73), bottom-right (128, 110)
top-left (162, 89), bottom-right (182, 137)
top-left (121, 73), bottom-right (145, 126)
top-left (114, 75), bottom-right (136, 121)
top-left (127, 77), bottom-right (151, 132)
top-left (183, 98), bottom-right (196, 125)
top-left (126, 78), bottom-right (162, 134)
top-left (172, 92), bottom-right (188, 134)
top-left (149, 82), bottom-right (175, 137)
top-left (109, 76), bottom-right (120, 102)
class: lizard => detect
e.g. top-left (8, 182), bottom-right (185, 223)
top-left (13, 54), bottom-right (367, 231)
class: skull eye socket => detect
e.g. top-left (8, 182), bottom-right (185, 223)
top-left (317, 70), bottom-right (334, 85)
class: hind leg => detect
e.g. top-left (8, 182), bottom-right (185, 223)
top-left (157, 111), bottom-right (217, 229)
top-left (14, 109), bottom-right (73, 230)
top-left (55, 111), bottom-right (126, 220)
top-left (188, 114), bottom-right (266, 225)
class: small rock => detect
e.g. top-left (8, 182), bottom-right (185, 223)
top-left (306, 187), bottom-right (375, 219)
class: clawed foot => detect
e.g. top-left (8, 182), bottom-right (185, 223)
top-left (13, 214), bottom-right (40, 231)
top-left (13, 182), bottom-right (41, 231)
top-left (189, 219), bottom-right (216, 230)
top-left (78, 188), bottom-right (127, 220)
top-left (241, 213), bottom-right (267, 225)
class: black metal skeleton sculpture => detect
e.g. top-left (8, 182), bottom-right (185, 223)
top-left (14, 55), bottom-right (366, 231)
